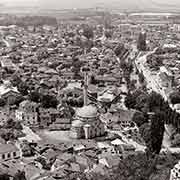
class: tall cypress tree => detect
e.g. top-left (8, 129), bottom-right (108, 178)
top-left (150, 111), bottom-right (165, 154)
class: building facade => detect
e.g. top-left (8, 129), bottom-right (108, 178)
top-left (15, 100), bottom-right (39, 126)
top-left (0, 144), bottom-right (21, 161)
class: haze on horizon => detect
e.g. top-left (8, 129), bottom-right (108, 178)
top-left (1, 0), bottom-right (180, 10)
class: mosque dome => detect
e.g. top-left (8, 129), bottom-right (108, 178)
top-left (76, 105), bottom-right (98, 119)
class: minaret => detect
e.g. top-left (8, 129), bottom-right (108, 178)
top-left (82, 67), bottom-right (90, 106)
top-left (83, 71), bottom-right (88, 106)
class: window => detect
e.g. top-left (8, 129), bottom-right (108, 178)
top-left (7, 153), bottom-right (11, 158)
top-left (13, 152), bottom-right (16, 157)
top-left (2, 154), bottom-right (5, 159)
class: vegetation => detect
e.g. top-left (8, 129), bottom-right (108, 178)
top-left (0, 119), bottom-right (24, 142)
top-left (73, 153), bottom-right (177, 180)
top-left (137, 32), bottom-right (146, 51)
top-left (138, 71), bottom-right (145, 84)
top-left (114, 43), bottom-right (126, 57)
top-left (81, 24), bottom-right (94, 40)
top-left (169, 91), bottom-right (180, 105)
top-left (13, 170), bottom-right (27, 180)
top-left (146, 54), bottom-right (163, 70)
top-left (171, 134), bottom-right (180, 147)
top-left (150, 111), bottom-right (165, 155)
top-left (40, 94), bottom-right (58, 109)
top-left (20, 141), bottom-right (35, 157)
top-left (132, 111), bottom-right (148, 127)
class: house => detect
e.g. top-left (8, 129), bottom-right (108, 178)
top-left (158, 66), bottom-right (174, 89)
top-left (107, 108), bottom-right (136, 128)
top-left (0, 144), bottom-right (21, 161)
top-left (49, 118), bottom-right (71, 131)
top-left (98, 154), bottom-right (120, 170)
top-left (73, 144), bottom-right (86, 153)
top-left (1, 58), bottom-right (15, 70)
top-left (49, 103), bottom-right (72, 130)
top-left (111, 139), bottom-right (136, 156)
top-left (38, 108), bottom-right (68, 128)
top-left (15, 100), bottom-right (39, 126)
top-left (52, 169), bottom-right (68, 179)
top-left (98, 87), bottom-right (120, 105)
top-left (0, 107), bottom-right (15, 125)
top-left (38, 108), bottom-right (53, 128)
top-left (95, 75), bottom-right (118, 85)
top-left (0, 81), bottom-right (21, 105)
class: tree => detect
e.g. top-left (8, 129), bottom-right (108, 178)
top-left (10, 74), bottom-right (22, 87)
top-left (0, 129), bottom-right (17, 142)
top-left (40, 94), bottom-right (58, 109)
top-left (124, 89), bottom-right (149, 111)
top-left (150, 111), bottom-right (165, 154)
top-left (14, 121), bottom-right (23, 130)
top-left (20, 142), bottom-right (34, 157)
top-left (0, 98), bottom-right (5, 107)
top-left (4, 119), bottom-right (16, 129)
top-left (29, 90), bottom-right (40, 103)
top-left (139, 72), bottom-right (145, 84)
top-left (124, 92), bottom-right (136, 109)
top-left (169, 91), bottom-right (180, 105)
top-left (36, 48), bottom-right (49, 60)
top-left (35, 156), bottom-right (54, 170)
top-left (132, 112), bottom-right (148, 127)
top-left (147, 91), bottom-right (164, 112)
top-left (137, 32), bottom-right (146, 51)
top-left (171, 134), bottom-right (180, 147)
top-left (17, 82), bottom-right (29, 96)
top-left (104, 30), bottom-right (113, 39)
top-left (81, 24), bottom-right (94, 39)
top-left (13, 170), bottom-right (27, 180)
top-left (114, 43), bottom-right (125, 57)
top-left (139, 123), bottom-right (151, 149)
top-left (135, 93), bottom-right (149, 112)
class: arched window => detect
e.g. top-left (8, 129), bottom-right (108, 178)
top-left (2, 154), bottom-right (5, 159)
top-left (13, 152), bottom-right (16, 157)
top-left (7, 153), bottom-right (11, 158)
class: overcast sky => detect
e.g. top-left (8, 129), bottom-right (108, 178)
top-left (1, 0), bottom-right (180, 8)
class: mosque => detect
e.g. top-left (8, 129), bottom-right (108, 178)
top-left (70, 68), bottom-right (105, 139)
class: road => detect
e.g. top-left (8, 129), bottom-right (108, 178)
top-left (135, 49), bottom-right (180, 153)
top-left (20, 125), bottom-right (41, 142)
top-left (135, 49), bottom-right (168, 101)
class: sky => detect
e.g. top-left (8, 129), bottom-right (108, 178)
top-left (1, 0), bottom-right (180, 9)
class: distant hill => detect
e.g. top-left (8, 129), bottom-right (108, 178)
top-left (37, 0), bottom-right (180, 12)
top-left (1, 0), bottom-right (180, 14)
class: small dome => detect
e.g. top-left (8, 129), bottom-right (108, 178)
top-left (76, 105), bottom-right (98, 118)
top-left (72, 120), bottom-right (84, 127)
